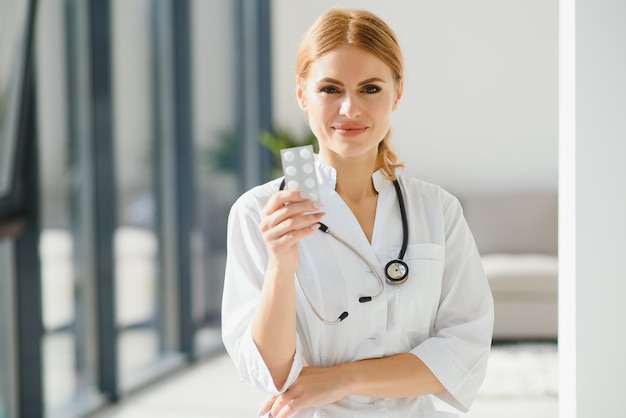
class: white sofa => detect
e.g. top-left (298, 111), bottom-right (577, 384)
top-left (460, 194), bottom-right (558, 341)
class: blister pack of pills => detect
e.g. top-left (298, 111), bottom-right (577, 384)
top-left (280, 145), bottom-right (320, 202)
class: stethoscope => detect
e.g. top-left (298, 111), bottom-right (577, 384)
top-left (279, 177), bottom-right (409, 325)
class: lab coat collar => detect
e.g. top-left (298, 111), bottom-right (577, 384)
top-left (315, 160), bottom-right (394, 194)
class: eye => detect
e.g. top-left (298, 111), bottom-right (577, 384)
top-left (361, 85), bottom-right (381, 94)
top-left (319, 85), bottom-right (340, 94)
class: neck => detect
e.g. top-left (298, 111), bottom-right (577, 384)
top-left (335, 169), bottom-right (377, 201)
top-left (318, 150), bottom-right (381, 243)
top-left (319, 150), bottom-right (380, 201)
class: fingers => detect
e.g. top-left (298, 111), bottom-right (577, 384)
top-left (260, 190), bottom-right (324, 242)
top-left (263, 393), bottom-right (297, 418)
top-left (259, 391), bottom-right (301, 417)
top-left (262, 212), bottom-right (323, 241)
top-left (261, 189), bottom-right (310, 217)
top-left (273, 399), bottom-right (295, 418)
top-left (262, 190), bottom-right (322, 220)
top-left (259, 395), bottom-right (277, 416)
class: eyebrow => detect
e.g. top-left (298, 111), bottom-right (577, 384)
top-left (316, 77), bottom-right (387, 86)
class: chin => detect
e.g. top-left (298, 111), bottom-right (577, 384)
top-left (332, 144), bottom-right (378, 160)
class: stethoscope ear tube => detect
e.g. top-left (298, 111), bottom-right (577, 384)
top-left (295, 272), bottom-right (349, 325)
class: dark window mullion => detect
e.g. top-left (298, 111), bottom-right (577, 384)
top-left (89, 0), bottom-right (119, 402)
top-left (151, 0), bottom-right (181, 359)
top-left (13, 1), bottom-right (42, 416)
top-left (15, 41), bottom-right (42, 418)
top-left (63, 0), bottom-right (105, 413)
top-left (256, 0), bottom-right (274, 177)
top-left (236, 0), bottom-right (273, 191)
top-left (173, 0), bottom-right (194, 360)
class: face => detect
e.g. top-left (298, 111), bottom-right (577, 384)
top-left (297, 44), bottom-right (402, 165)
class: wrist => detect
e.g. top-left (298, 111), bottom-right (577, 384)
top-left (335, 362), bottom-right (359, 396)
top-left (266, 257), bottom-right (298, 277)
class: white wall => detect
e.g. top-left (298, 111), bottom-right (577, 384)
top-left (559, 0), bottom-right (626, 416)
top-left (271, 0), bottom-right (558, 194)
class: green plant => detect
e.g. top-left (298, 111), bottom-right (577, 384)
top-left (259, 128), bottom-right (318, 179)
top-left (259, 128), bottom-right (318, 170)
top-left (201, 130), bottom-right (239, 174)
top-left (199, 128), bottom-right (318, 178)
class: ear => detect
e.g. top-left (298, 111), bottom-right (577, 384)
top-left (296, 81), bottom-right (307, 111)
top-left (392, 79), bottom-right (403, 111)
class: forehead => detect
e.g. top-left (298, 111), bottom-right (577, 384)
top-left (307, 44), bottom-right (394, 82)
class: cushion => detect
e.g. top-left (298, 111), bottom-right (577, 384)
top-left (461, 194), bottom-right (558, 255)
top-left (482, 253), bottom-right (558, 296)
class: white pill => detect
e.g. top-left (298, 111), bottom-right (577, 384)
top-left (285, 165), bottom-right (297, 176)
top-left (302, 163), bottom-right (313, 174)
top-left (309, 192), bottom-right (319, 202)
top-left (283, 151), bottom-right (295, 161)
top-left (299, 148), bottom-right (312, 159)
top-left (304, 178), bottom-right (316, 188)
top-left (287, 180), bottom-right (299, 189)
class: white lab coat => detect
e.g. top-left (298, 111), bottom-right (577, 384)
top-left (222, 162), bottom-right (494, 418)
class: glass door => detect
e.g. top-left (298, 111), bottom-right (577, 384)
top-left (111, 0), bottom-right (181, 390)
top-left (190, 0), bottom-right (241, 353)
top-left (36, 1), bottom-right (103, 415)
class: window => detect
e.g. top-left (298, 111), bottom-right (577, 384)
top-left (111, 0), bottom-right (182, 390)
top-left (35, 1), bottom-right (104, 415)
top-left (189, 0), bottom-right (273, 354)
top-left (0, 0), bottom-right (35, 415)
top-left (0, 0), bottom-right (273, 414)
top-left (190, 0), bottom-right (240, 353)
top-left (0, 0), bottom-right (28, 197)
top-left (0, 0), bottom-right (32, 230)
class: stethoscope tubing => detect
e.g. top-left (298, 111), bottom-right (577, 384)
top-left (279, 176), bottom-right (409, 324)
top-left (318, 223), bottom-right (386, 303)
top-left (392, 178), bottom-right (409, 260)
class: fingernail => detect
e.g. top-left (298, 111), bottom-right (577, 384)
top-left (313, 201), bottom-right (324, 209)
top-left (299, 192), bottom-right (310, 199)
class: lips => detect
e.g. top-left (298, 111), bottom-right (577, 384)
top-left (332, 124), bottom-right (369, 136)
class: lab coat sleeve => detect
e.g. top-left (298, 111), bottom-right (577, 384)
top-left (410, 193), bottom-right (494, 412)
top-left (221, 194), bottom-right (304, 394)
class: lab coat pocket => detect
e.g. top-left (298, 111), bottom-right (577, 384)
top-left (395, 243), bottom-right (445, 337)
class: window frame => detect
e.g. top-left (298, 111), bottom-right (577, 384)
top-left (0, 0), bottom-right (37, 239)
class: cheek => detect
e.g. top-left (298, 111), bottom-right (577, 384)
top-left (373, 100), bottom-right (396, 122)
top-left (306, 98), bottom-right (336, 121)
top-left (369, 104), bottom-right (391, 124)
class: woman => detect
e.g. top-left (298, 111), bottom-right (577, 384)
top-left (222, 7), bottom-right (493, 418)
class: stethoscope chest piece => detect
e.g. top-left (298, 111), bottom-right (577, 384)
top-left (384, 259), bottom-right (409, 285)
top-left (279, 177), bottom-right (411, 323)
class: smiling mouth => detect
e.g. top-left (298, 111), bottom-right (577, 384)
top-left (332, 125), bottom-right (368, 135)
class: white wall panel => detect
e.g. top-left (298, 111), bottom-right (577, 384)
top-left (271, 0), bottom-right (558, 194)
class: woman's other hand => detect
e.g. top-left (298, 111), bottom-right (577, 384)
top-left (259, 366), bottom-right (349, 418)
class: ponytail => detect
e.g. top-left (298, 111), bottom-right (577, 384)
top-left (378, 129), bottom-right (404, 180)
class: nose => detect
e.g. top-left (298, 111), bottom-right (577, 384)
top-left (339, 93), bottom-right (362, 118)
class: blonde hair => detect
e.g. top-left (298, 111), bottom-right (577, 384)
top-left (296, 8), bottom-right (404, 179)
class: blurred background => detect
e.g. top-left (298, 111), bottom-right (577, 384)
top-left (2, 0), bottom-right (561, 417)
